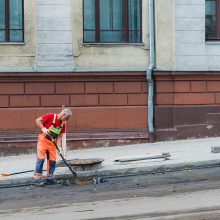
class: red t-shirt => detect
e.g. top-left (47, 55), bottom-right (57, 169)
top-left (41, 113), bottom-right (66, 134)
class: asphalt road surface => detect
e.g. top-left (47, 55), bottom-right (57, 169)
top-left (1, 166), bottom-right (220, 219)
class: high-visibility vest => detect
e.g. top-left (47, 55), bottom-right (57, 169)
top-left (48, 114), bottom-right (64, 138)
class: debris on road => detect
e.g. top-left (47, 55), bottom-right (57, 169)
top-left (211, 146), bottom-right (220, 153)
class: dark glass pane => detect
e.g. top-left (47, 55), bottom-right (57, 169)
top-left (205, 0), bottom-right (216, 38)
top-left (84, 0), bottom-right (95, 29)
top-left (10, 30), bottom-right (22, 41)
top-left (9, 0), bottom-right (22, 29)
top-left (112, 0), bottom-right (123, 29)
top-left (0, 0), bottom-right (5, 29)
top-left (206, 26), bottom-right (216, 38)
top-left (0, 30), bottom-right (5, 41)
top-left (128, 0), bottom-right (141, 30)
top-left (100, 31), bottom-right (123, 42)
top-left (100, 0), bottom-right (110, 30)
top-left (100, 0), bottom-right (123, 30)
top-left (129, 31), bottom-right (141, 42)
top-left (84, 31), bottom-right (95, 42)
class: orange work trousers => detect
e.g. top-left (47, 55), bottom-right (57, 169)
top-left (34, 133), bottom-right (56, 179)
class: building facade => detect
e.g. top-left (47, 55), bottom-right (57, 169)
top-left (155, 0), bottom-right (220, 140)
top-left (0, 0), bottom-right (220, 144)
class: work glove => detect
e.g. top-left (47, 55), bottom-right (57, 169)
top-left (41, 127), bottom-right (49, 135)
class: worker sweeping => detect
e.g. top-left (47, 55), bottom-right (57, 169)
top-left (33, 108), bottom-right (72, 187)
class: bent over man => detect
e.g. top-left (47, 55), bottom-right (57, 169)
top-left (33, 108), bottom-right (72, 186)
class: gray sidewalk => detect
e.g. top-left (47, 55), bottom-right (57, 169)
top-left (1, 137), bottom-right (220, 187)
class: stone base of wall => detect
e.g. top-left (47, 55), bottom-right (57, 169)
top-left (155, 105), bottom-right (220, 141)
top-left (0, 130), bottom-right (148, 156)
top-left (154, 71), bottom-right (220, 141)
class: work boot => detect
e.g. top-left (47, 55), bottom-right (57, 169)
top-left (45, 177), bottom-right (56, 185)
top-left (34, 178), bottom-right (45, 187)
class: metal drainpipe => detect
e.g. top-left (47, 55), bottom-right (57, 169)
top-left (147, 0), bottom-right (155, 142)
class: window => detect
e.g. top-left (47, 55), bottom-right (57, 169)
top-left (205, 0), bottom-right (220, 40)
top-left (0, 0), bottom-right (24, 42)
top-left (83, 0), bottom-right (142, 43)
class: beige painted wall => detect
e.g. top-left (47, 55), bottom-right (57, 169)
top-left (0, 0), bottom-right (174, 72)
top-left (155, 0), bottom-right (174, 70)
top-left (0, 0), bottom-right (36, 70)
top-left (72, 0), bottom-right (149, 71)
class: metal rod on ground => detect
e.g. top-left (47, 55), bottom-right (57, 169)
top-left (114, 153), bottom-right (171, 162)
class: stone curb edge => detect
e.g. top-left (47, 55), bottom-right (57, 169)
top-left (1, 159), bottom-right (220, 188)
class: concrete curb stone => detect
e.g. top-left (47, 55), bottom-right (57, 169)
top-left (1, 159), bottom-right (220, 188)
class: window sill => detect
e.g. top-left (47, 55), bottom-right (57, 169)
top-left (206, 40), bottom-right (220, 45)
top-left (82, 42), bottom-right (145, 46)
top-left (0, 42), bottom-right (26, 45)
